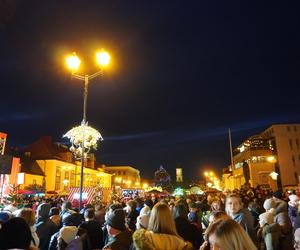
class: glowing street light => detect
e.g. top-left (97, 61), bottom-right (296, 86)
top-left (64, 49), bottom-right (111, 210)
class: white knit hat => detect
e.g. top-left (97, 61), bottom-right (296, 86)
top-left (289, 194), bottom-right (299, 203)
top-left (59, 226), bottom-right (78, 244)
top-left (137, 213), bottom-right (150, 229)
top-left (259, 212), bottom-right (274, 226)
top-left (263, 198), bottom-right (276, 211)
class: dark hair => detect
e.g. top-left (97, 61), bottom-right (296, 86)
top-left (63, 201), bottom-right (72, 209)
top-left (173, 204), bottom-right (188, 219)
top-left (109, 203), bottom-right (123, 211)
top-left (0, 217), bottom-right (32, 249)
top-left (84, 208), bottom-right (95, 219)
top-left (49, 207), bottom-right (60, 216)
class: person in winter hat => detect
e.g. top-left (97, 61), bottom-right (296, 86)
top-left (288, 194), bottom-right (299, 228)
top-left (0, 217), bottom-right (33, 250)
top-left (59, 226), bottom-right (78, 244)
top-left (103, 209), bottom-right (133, 250)
top-left (294, 228), bottom-right (300, 250)
top-left (136, 213), bottom-right (150, 230)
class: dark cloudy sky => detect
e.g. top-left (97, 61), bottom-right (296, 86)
top-left (0, 1), bottom-right (300, 180)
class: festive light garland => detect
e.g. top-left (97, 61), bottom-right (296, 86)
top-left (63, 122), bottom-right (103, 158)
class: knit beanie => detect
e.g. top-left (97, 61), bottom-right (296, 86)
top-left (289, 194), bottom-right (299, 203)
top-left (259, 211), bottom-right (274, 226)
top-left (137, 213), bottom-right (150, 229)
top-left (273, 190), bottom-right (282, 199)
top-left (295, 228), bottom-right (300, 238)
top-left (59, 226), bottom-right (78, 244)
top-left (106, 208), bottom-right (126, 231)
top-left (263, 198), bottom-right (276, 211)
top-left (62, 213), bottom-right (82, 227)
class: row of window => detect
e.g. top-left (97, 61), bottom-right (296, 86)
top-left (289, 138), bottom-right (300, 150)
top-left (287, 126), bottom-right (299, 132)
top-left (292, 154), bottom-right (300, 166)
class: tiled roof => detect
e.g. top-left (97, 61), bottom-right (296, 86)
top-left (20, 158), bottom-right (45, 176)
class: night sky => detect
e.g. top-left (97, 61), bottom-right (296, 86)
top-left (1, 1), bottom-right (300, 180)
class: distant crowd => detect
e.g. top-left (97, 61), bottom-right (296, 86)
top-left (0, 186), bottom-right (300, 250)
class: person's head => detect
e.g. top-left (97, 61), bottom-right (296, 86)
top-left (173, 204), bottom-right (188, 219)
top-left (144, 199), bottom-right (153, 209)
top-left (16, 208), bottom-right (35, 226)
top-left (205, 219), bottom-right (257, 250)
top-left (49, 207), bottom-right (60, 217)
top-left (106, 208), bottom-right (126, 235)
top-left (188, 202), bottom-right (198, 213)
top-left (272, 190), bottom-right (283, 201)
top-left (62, 213), bottom-right (82, 227)
top-left (36, 203), bottom-right (51, 221)
top-left (225, 194), bottom-right (243, 216)
top-left (294, 228), bottom-right (300, 250)
top-left (58, 226), bottom-right (78, 248)
top-left (84, 208), bottom-right (95, 221)
top-left (0, 217), bottom-right (32, 250)
top-left (259, 212), bottom-right (274, 228)
top-left (148, 202), bottom-right (178, 236)
top-left (136, 213), bottom-right (150, 230)
top-left (126, 200), bottom-right (137, 213)
top-left (263, 198), bottom-right (276, 212)
top-left (289, 194), bottom-right (299, 207)
top-left (62, 201), bottom-right (72, 211)
top-left (209, 211), bottom-right (230, 224)
top-left (211, 199), bottom-right (222, 211)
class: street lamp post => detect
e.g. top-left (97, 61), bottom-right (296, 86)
top-left (64, 49), bottom-right (110, 210)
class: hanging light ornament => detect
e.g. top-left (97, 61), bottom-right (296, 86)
top-left (63, 122), bottom-right (103, 158)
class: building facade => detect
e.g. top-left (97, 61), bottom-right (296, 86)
top-left (261, 124), bottom-right (300, 187)
top-left (103, 165), bottom-right (141, 189)
top-left (223, 124), bottom-right (300, 190)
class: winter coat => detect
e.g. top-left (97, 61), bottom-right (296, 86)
top-left (274, 201), bottom-right (294, 250)
top-left (288, 205), bottom-right (297, 228)
top-left (232, 208), bottom-right (257, 245)
top-left (132, 229), bottom-right (193, 250)
top-left (257, 223), bottom-right (281, 250)
top-left (36, 219), bottom-right (58, 250)
top-left (175, 216), bottom-right (203, 249)
top-left (79, 220), bottom-right (104, 249)
top-left (103, 228), bottom-right (133, 250)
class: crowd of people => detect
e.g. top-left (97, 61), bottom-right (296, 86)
top-left (0, 185), bottom-right (300, 250)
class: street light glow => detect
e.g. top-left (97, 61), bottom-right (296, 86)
top-left (96, 49), bottom-right (111, 66)
top-left (66, 53), bottom-right (81, 72)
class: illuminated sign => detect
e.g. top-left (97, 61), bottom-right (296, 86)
top-left (17, 173), bottom-right (25, 185)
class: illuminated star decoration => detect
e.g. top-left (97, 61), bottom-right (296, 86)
top-left (63, 122), bottom-right (103, 158)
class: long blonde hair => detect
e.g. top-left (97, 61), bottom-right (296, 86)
top-left (205, 219), bottom-right (257, 250)
top-left (17, 208), bottom-right (36, 227)
top-left (148, 202), bottom-right (178, 236)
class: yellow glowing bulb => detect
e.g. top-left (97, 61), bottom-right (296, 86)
top-left (96, 49), bottom-right (110, 66)
top-left (66, 53), bottom-right (81, 72)
top-left (204, 172), bottom-right (208, 177)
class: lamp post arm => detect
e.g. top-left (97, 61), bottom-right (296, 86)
top-left (71, 73), bottom-right (85, 81)
top-left (89, 70), bottom-right (103, 80)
